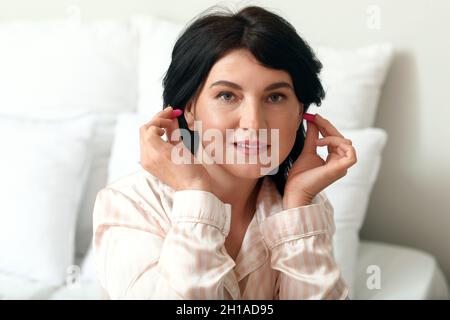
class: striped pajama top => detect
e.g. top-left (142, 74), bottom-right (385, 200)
top-left (92, 168), bottom-right (349, 299)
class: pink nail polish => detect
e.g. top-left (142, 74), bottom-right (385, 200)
top-left (303, 113), bottom-right (316, 122)
top-left (171, 109), bottom-right (183, 118)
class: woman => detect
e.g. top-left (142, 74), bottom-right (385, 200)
top-left (93, 5), bottom-right (357, 299)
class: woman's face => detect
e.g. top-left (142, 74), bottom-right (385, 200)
top-left (184, 48), bottom-right (303, 179)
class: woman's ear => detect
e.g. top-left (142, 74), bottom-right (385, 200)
top-left (184, 101), bottom-right (196, 131)
top-left (299, 103), bottom-right (304, 126)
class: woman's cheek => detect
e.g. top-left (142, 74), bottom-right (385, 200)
top-left (280, 123), bottom-right (299, 155)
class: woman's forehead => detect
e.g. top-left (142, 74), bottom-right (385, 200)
top-left (206, 50), bottom-right (293, 88)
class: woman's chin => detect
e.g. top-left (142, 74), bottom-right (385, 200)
top-left (219, 163), bottom-right (277, 179)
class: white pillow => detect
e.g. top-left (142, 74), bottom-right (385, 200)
top-left (79, 112), bottom-right (148, 284)
top-left (77, 112), bottom-right (146, 263)
top-left (310, 43), bottom-right (393, 129)
top-left (0, 20), bottom-right (139, 257)
top-left (131, 15), bottom-right (392, 128)
top-left (80, 245), bottom-right (96, 283)
top-left (318, 127), bottom-right (388, 298)
top-left (0, 111), bottom-right (96, 285)
top-left (0, 272), bottom-right (58, 299)
top-left (83, 113), bottom-right (387, 299)
top-left (107, 112), bottom-right (151, 183)
top-left (0, 20), bottom-right (138, 113)
top-left (130, 15), bottom-right (185, 116)
top-left (75, 113), bottom-right (118, 256)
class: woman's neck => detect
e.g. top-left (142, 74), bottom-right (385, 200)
top-left (205, 162), bottom-right (263, 223)
top-left (195, 142), bottom-right (263, 223)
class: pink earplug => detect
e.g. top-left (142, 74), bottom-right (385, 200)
top-left (171, 109), bottom-right (183, 118)
top-left (303, 113), bottom-right (316, 122)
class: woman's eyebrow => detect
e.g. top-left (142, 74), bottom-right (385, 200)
top-left (209, 80), bottom-right (293, 91)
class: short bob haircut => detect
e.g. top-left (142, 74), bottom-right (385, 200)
top-left (162, 5), bottom-right (325, 196)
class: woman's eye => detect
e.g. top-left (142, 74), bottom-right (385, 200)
top-left (215, 92), bottom-right (286, 104)
top-left (216, 91), bottom-right (236, 103)
top-left (268, 93), bottom-right (286, 103)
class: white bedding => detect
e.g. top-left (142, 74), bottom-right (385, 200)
top-left (0, 273), bottom-right (58, 300)
top-left (354, 241), bottom-right (449, 299)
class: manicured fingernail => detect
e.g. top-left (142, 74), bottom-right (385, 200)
top-left (303, 113), bottom-right (316, 122)
top-left (171, 109), bottom-right (183, 118)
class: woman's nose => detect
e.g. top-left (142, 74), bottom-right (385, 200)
top-left (238, 100), bottom-right (266, 130)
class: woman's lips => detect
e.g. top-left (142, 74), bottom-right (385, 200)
top-left (232, 141), bottom-right (270, 155)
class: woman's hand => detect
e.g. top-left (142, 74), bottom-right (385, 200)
top-left (139, 106), bottom-right (212, 192)
top-left (282, 114), bottom-right (357, 209)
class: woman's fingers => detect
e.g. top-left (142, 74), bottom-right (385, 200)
top-left (316, 136), bottom-right (353, 147)
top-left (147, 117), bottom-right (175, 129)
top-left (142, 106), bottom-right (173, 129)
top-left (142, 106), bottom-right (183, 146)
top-left (303, 121), bottom-right (320, 153)
top-left (311, 114), bottom-right (349, 155)
top-left (150, 125), bottom-right (165, 136)
top-left (337, 143), bottom-right (358, 166)
top-left (140, 123), bottom-right (167, 151)
top-left (313, 114), bottom-right (345, 138)
top-left (316, 136), bottom-right (357, 166)
top-left (163, 108), bottom-right (183, 145)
